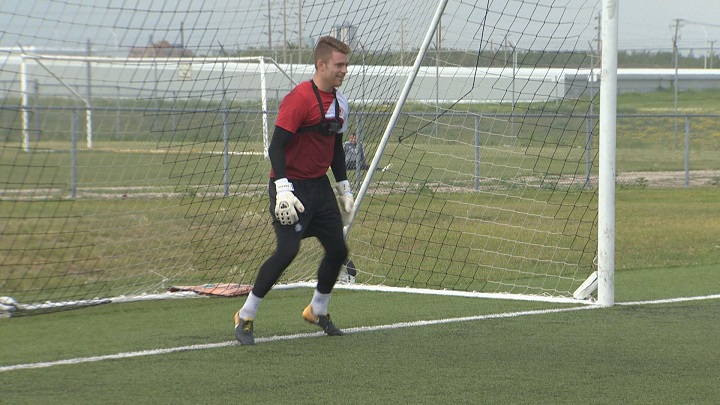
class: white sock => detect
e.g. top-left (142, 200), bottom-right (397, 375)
top-left (238, 292), bottom-right (262, 320)
top-left (310, 290), bottom-right (330, 316)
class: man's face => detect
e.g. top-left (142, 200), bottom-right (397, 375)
top-left (349, 134), bottom-right (357, 143)
top-left (320, 50), bottom-right (349, 88)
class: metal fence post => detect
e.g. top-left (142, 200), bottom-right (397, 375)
top-left (71, 107), bottom-right (78, 199)
top-left (684, 116), bottom-right (690, 188)
top-left (33, 79), bottom-right (41, 142)
top-left (222, 64), bottom-right (230, 197)
top-left (115, 86), bottom-right (121, 139)
top-left (585, 112), bottom-right (593, 188)
top-left (474, 114), bottom-right (480, 191)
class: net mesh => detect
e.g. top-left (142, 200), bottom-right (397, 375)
top-left (0, 0), bottom-right (601, 311)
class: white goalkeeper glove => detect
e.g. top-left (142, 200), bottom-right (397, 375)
top-left (274, 178), bottom-right (305, 226)
top-left (334, 180), bottom-right (354, 226)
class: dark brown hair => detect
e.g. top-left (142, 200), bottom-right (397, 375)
top-left (313, 36), bottom-right (351, 68)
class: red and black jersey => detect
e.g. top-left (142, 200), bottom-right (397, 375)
top-left (271, 81), bottom-right (349, 180)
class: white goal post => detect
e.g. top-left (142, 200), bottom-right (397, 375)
top-left (597, 0), bottom-right (618, 306)
top-left (15, 52), bottom-right (301, 157)
top-left (0, 0), bottom-right (616, 315)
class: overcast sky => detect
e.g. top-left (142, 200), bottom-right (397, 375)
top-left (620, 0), bottom-right (720, 51)
top-left (1, 1), bottom-right (719, 54)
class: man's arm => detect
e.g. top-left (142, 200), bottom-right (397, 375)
top-left (330, 133), bottom-right (348, 182)
top-left (268, 126), bottom-right (294, 179)
top-left (332, 133), bottom-right (353, 226)
top-left (268, 126), bottom-right (306, 225)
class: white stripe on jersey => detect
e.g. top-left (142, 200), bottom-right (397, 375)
top-left (326, 89), bottom-right (350, 133)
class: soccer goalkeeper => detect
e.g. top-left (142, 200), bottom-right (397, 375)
top-left (233, 36), bottom-right (353, 345)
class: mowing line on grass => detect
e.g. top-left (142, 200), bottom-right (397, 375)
top-left (3, 294), bottom-right (720, 373)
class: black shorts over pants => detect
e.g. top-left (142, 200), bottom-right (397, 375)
top-left (251, 175), bottom-right (348, 297)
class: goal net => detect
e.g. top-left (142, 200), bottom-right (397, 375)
top-left (0, 0), bottom-right (609, 314)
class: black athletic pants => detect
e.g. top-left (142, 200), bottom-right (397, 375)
top-left (252, 175), bottom-right (348, 298)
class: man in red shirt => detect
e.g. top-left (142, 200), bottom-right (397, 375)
top-left (234, 36), bottom-right (353, 345)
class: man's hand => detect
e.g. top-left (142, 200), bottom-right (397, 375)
top-left (334, 180), bottom-right (354, 226)
top-left (274, 178), bottom-right (305, 226)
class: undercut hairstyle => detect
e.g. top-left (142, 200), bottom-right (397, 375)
top-left (313, 36), bottom-right (351, 69)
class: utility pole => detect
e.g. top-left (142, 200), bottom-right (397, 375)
top-left (436, 16), bottom-right (442, 52)
top-left (267, 0), bottom-right (272, 50)
top-left (435, 16), bottom-right (441, 141)
top-left (282, 0), bottom-right (287, 64)
top-left (671, 18), bottom-right (684, 149)
top-left (398, 18), bottom-right (405, 65)
top-left (503, 35), bottom-right (508, 63)
top-left (298, 0), bottom-right (303, 64)
top-left (710, 40), bottom-right (717, 69)
top-left (597, 11), bottom-right (602, 62)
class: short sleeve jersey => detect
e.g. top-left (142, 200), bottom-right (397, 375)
top-left (271, 80), bottom-right (349, 180)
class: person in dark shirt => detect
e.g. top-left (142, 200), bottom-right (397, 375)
top-left (344, 132), bottom-right (369, 170)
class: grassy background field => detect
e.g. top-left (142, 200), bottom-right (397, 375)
top-left (1, 89), bottom-right (719, 402)
top-left (2, 90), bottom-right (719, 303)
top-left (1, 187), bottom-right (718, 404)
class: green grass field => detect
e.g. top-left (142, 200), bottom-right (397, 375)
top-left (1, 187), bottom-right (719, 404)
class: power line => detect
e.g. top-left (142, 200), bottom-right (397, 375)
top-left (683, 20), bottom-right (720, 29)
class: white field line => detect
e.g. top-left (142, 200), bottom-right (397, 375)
top-left (2, 294), bottom-right (720, 373)
top-left (616, 293), bottom-right (720, 306)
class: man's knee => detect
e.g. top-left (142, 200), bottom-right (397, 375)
top-left (277, 243), bottom-right (300, 263)
top-left (274, 235), bottom-right (301, 265)
top-left (331, 242), bottom-right (349, 266)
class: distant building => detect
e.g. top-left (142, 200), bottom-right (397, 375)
top-left (330, 23), bottom-right (358, 50)
top-left (128, 40), bottom-right (193, 58)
